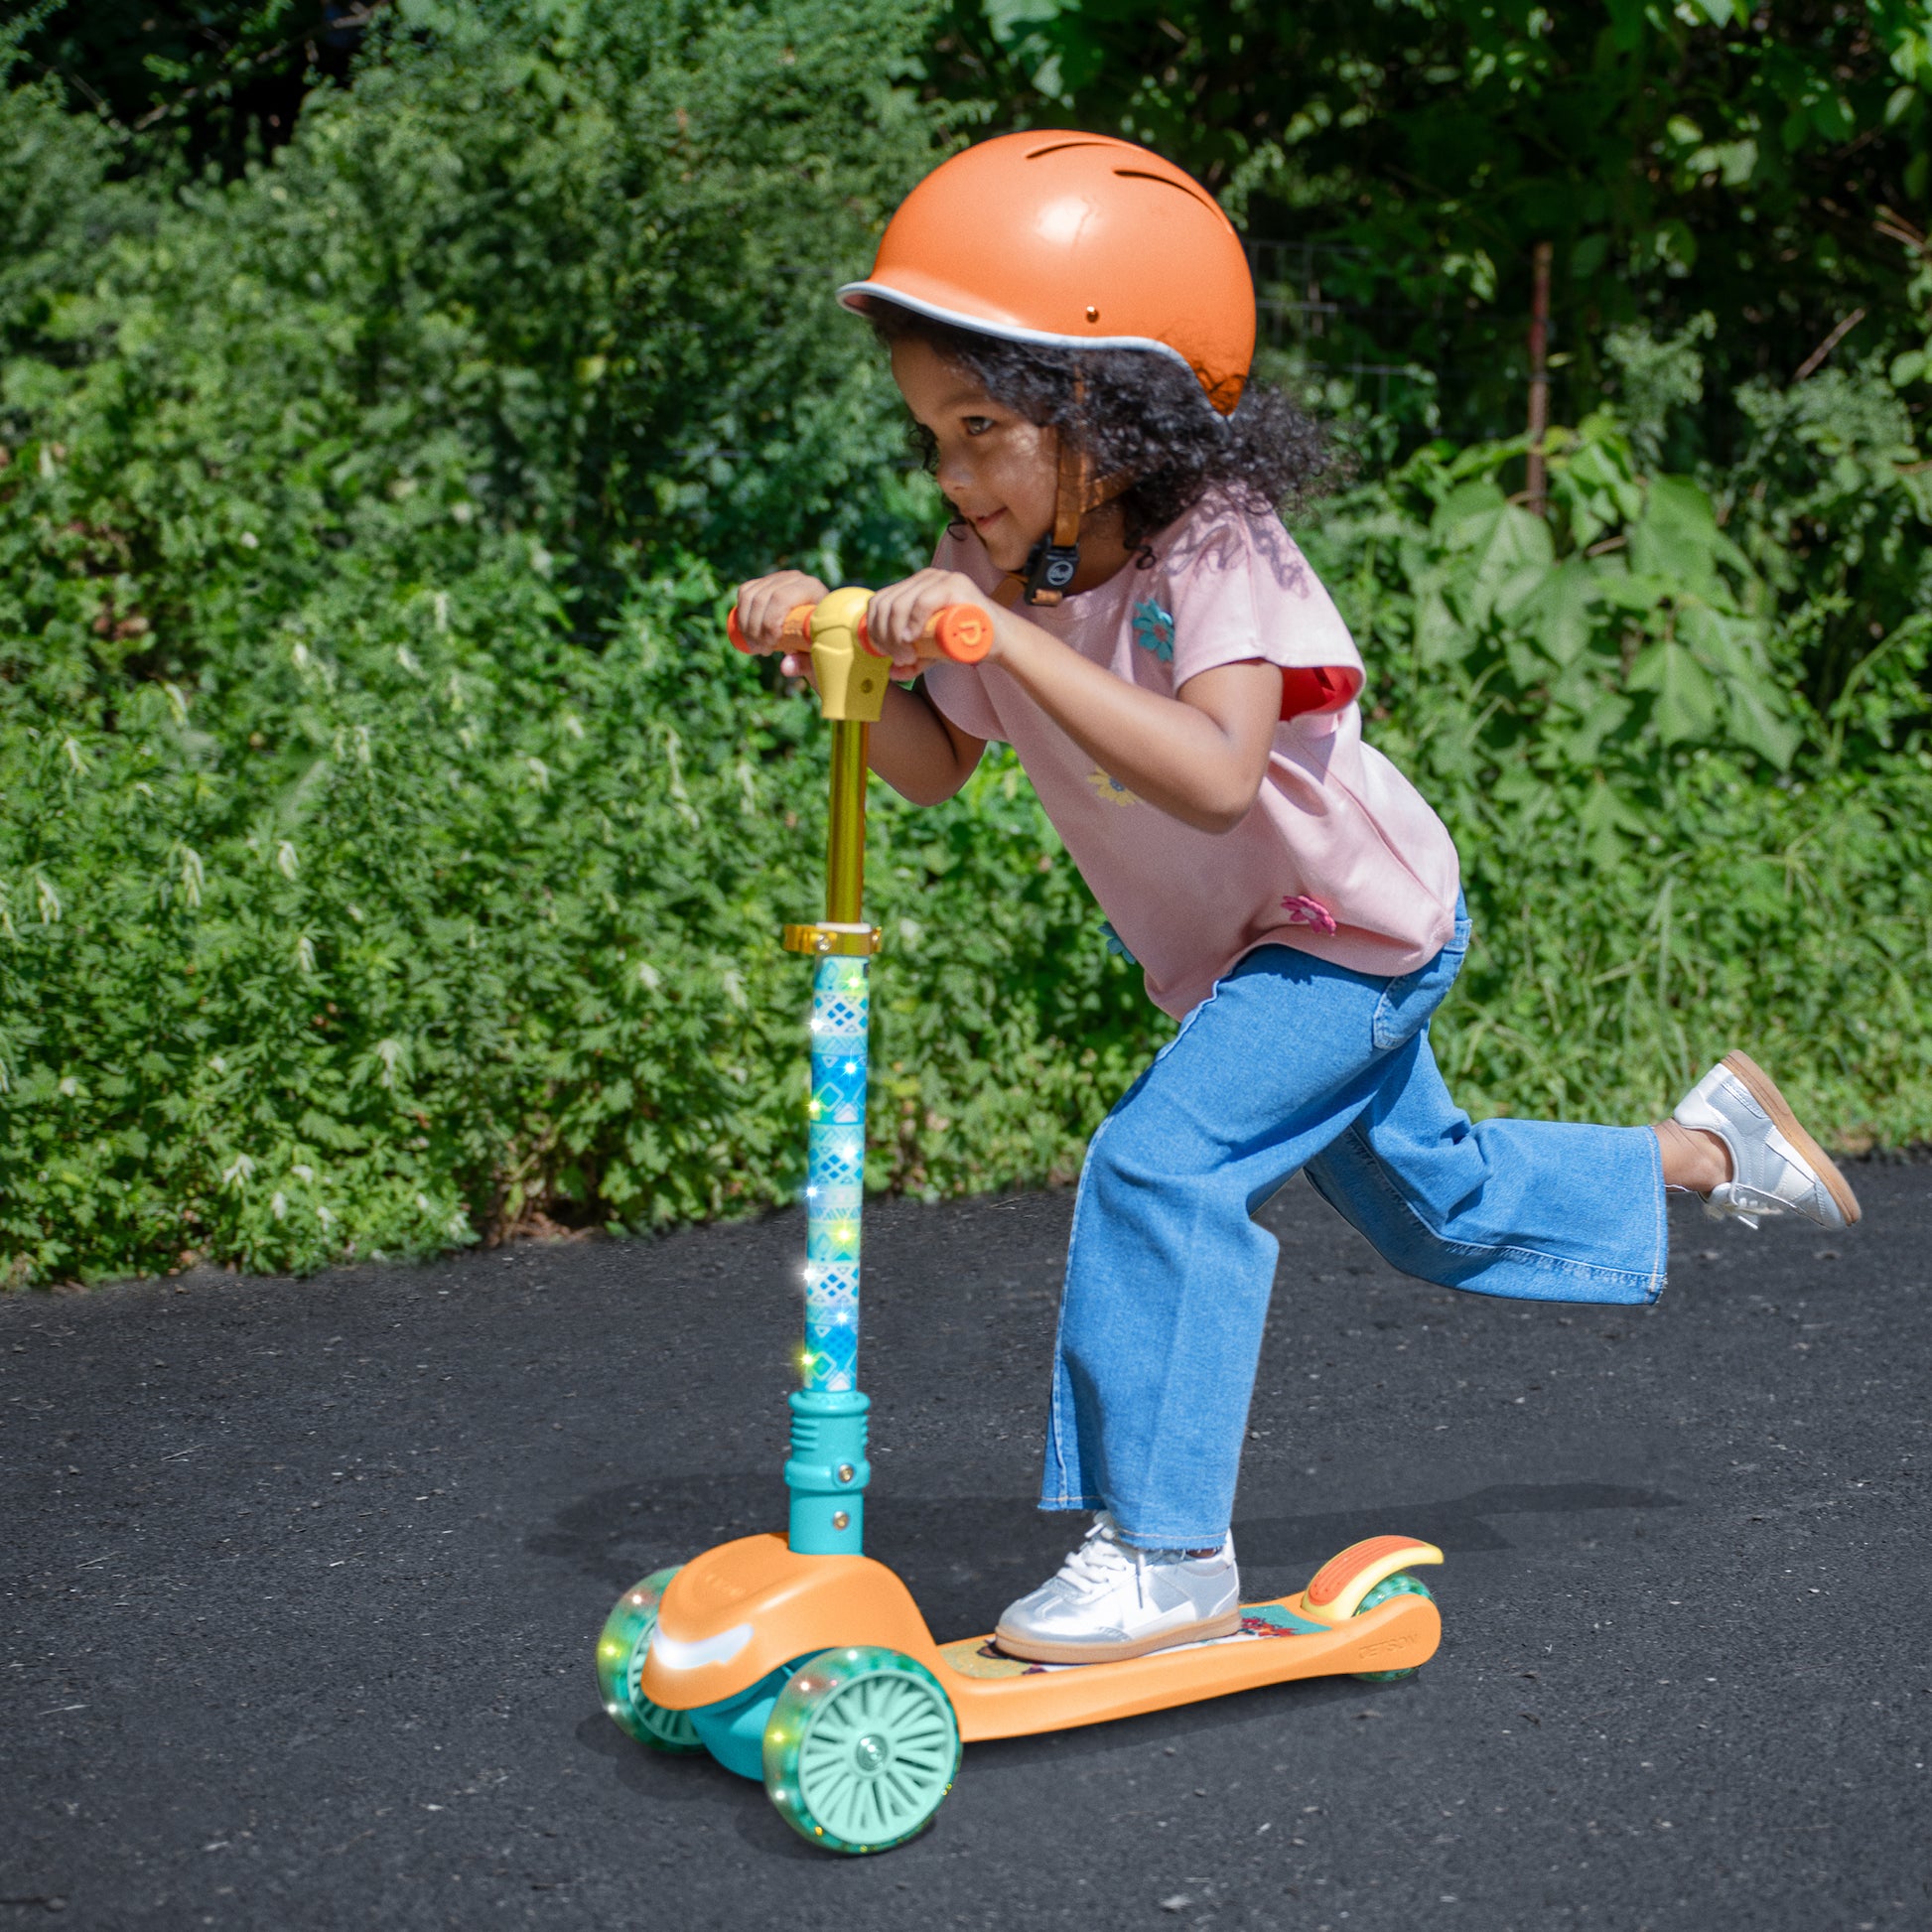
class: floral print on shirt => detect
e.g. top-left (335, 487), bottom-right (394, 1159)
top-left (1130, 599), bottom-right (1175, 662)
top-left (1086, 768), bottom-right (1139, 807)
top-left (1280, 894), bottom-right (1338, 935)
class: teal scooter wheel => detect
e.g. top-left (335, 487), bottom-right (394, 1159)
top-left (1350, 1571), bottom-right (1435, 1682)
top-left (762, 1646), bottom-right (960, 1855)
top-left (596, 1567), bottom-right (704, 1752)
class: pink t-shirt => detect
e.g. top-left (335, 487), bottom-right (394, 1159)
top-left (922, 496), bottom-right (1461, 1020)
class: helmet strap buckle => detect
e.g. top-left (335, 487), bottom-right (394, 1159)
top-left (1020, 535), bottom-right (1081, 605)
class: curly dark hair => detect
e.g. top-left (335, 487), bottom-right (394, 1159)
top-left (862, 302), bottom-right (1331, 548)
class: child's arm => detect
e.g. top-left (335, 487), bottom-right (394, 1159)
top-left (867, 569), bottom-right (1279, 835)
top-left (733, 572), bottom-right (986, 806)
top-left (868, 682), bottom-right (987, 806)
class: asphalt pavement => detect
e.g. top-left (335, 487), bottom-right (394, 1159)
top-left (3, 1163), bottom-right (1928, 1930)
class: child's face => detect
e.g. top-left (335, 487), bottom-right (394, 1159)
top-left (892, 337), bottom-right (1058, 575)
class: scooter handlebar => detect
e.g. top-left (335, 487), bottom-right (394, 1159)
top-left (727, 602), bottom-right (816, 655)
top-left (727, 597), bottom-right (992, 666)
top-left (856, 603), bottom-right (993, 665)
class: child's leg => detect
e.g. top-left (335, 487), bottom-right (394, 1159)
top-left (1043, 946), bottom-right (1397, 1553)
top-left (1304, 1042), bottom-right (1859, 1297)
top-left (1303, 1033), bottom-right (1669, 1306)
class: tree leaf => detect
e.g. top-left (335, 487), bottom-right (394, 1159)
top-left (1559, 685), bottom-right (1633, 762)
top-left (1577, 774), bottom-right (1648, 866)
top-left (1594, 567), bottom-right (1678, 615)
top-left (1628, 638), bottom-right (1719, 742)
top-left (1444, 497), bottom-right (1555, 625)
top-left (1723, 676), bottom-right (1802, 767)
top-left (1431, 479), bottom-right (1510, 543)
top-left (1628, 476), bottom-right (1721, 592)
top-left (1412, 584), bottom-right (1462, 665)
top-left (1520, 555), bottom-right (1600, 665)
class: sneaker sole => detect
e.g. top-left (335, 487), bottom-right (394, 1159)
top-left (991, 1608), bottom-right (1243, 1666)
top-left (1723, 1050), bottom-right (1863, 1227)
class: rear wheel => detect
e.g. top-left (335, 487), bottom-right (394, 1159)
top-left (762, 1647), bottom-right (960, 1855)
top-left (596, 1567), bottom-right (703, 1752)
top-left (1349, 1571), bottom-right (1434, 1682)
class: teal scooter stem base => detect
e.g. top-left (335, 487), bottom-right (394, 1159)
top-left (785, 1388), bottom-right (871, 1555)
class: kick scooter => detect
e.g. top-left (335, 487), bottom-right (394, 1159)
top-left (596, 587), bottom-right (1445, 1855)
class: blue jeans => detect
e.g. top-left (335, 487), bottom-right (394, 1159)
top-left (1043, 905), bottom-right (1667, 1550)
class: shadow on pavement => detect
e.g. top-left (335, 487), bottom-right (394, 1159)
top-left (536, 1473), bottom-right (1685, 1644)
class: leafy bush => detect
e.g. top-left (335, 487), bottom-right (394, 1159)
top-left (2, 511), bottom-right (1155, 1282)
top-left (4, 2), bottom-right (1931, 1288)
top-left (1300, 408), bottom-right (1932, 1144)
top-left (0, 1), bottom-right (1173, 1284)
top-left (935, 0), bottom-right (1932, 448)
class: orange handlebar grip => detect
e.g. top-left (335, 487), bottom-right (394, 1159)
top-left (843, 600), bottom-right (994, 664)
top-left (727, 602), bottom-right (817, 654)
top-left (926, 605), bottom-right (992, 664)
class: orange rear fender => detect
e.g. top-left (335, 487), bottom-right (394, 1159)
top-left (1295, 1535), bottom-right (1444, 1624)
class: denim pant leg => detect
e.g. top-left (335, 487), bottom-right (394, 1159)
top-left (1043, 947), bottom-right (1398, 1551)
top-left (1304, 1034), bottom-right (1668, 1305)
top-left (1043, 920), bottom-right (1670, 1552)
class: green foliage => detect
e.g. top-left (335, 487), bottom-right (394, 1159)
top-left (1318, 414), bottom-right (1811, 801)
top-left (10, 1), bottom-right (358, 176)
top-left (1723, 363), bottom-right (1932, 738)
top-left (0, 505), bottom-right (1152, 1282)
top-left (4, 0), bottom-right (1932, 1288)
top-left (0, 0), bottom-right (1167, 1287)
top-left (2, 0), bottom-right (950, 618)
top-left (1300, 411), bottom-right (1932, 1145)
top-left (0, 73), bottom-right (153, 345)
top-left (1602, 312), bottom-right (1717, 475)
top-left (937, 1), bottom-right (1932, 446)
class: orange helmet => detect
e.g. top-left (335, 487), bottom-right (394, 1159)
top-left (839, 131), bottom-right (1255, 415)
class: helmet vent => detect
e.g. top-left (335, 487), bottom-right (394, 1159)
top-left (1024, 138), bottom-right (1113, 160)
top-left (1111, 167), bottom-right (1221, 215)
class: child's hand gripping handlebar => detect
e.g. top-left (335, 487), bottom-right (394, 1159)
top-left (725, 602), bottom-right (816, 656)
top-left (726, 596), bottom-right (992, 665)
top-left (856, 603), bottom-right (993, 665)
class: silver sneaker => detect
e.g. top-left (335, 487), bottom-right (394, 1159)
top-left (1672, 1051), bottom-right (1862, 1231)
top-left (993, 1512), bottom-right (1240, 1664)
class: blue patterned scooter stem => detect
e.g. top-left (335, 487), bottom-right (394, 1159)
top-left (804, 953), bottom-right (869, 1394)
top-left (780, 621), bottom-right (883, 1559)
top-left (785, 952), bottom-right (873, 1555)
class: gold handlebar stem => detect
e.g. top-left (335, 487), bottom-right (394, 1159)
top-left (826, 720), bottom-right (870, 926)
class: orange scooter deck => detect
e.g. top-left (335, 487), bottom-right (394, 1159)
top-left (937, 1586), bottom-right (1440, 1740)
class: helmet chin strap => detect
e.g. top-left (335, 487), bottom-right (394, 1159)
top-left (1000, 375), bottom-right (1134, 608)
top-left (1010, 433), bottom-right (1091, 607)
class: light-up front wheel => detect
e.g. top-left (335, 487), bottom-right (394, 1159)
top-left (595, 1567), bottom-right (703, 1752)
top-left (762, 1646), bottom-right (960, 1854)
